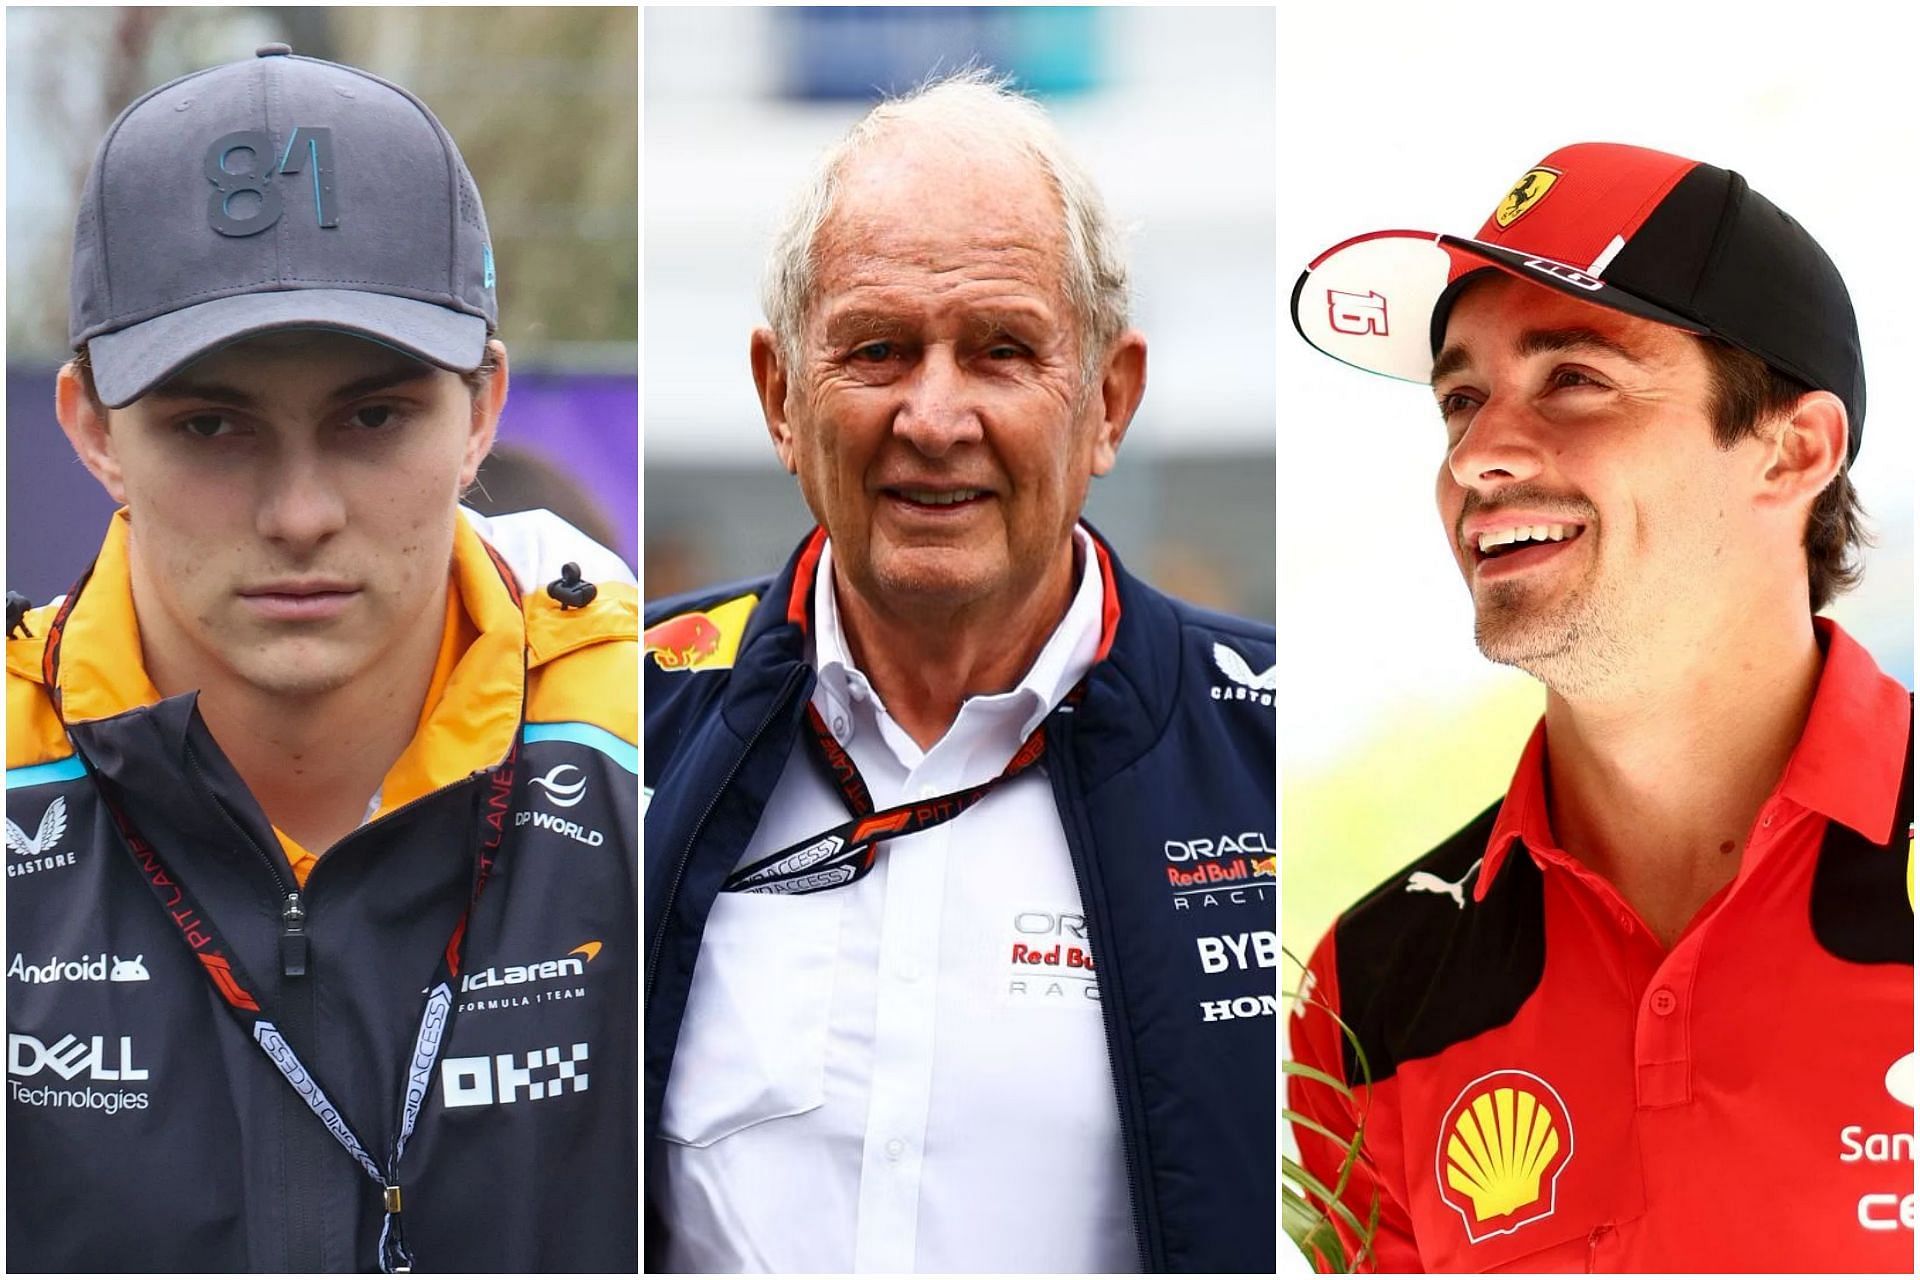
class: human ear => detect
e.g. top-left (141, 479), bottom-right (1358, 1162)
top-left (459, 339), bottom-right (510, 488)
top-left (751, 328), bottom-right (798, 475)
top-left (55, 362), bottom-right (128, 505)
top-left (1755, 389), bottom-right (1846, 513)
top-left (1090, 331), bottom-right (1148, 477)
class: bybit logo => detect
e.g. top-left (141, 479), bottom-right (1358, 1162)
top-left (1436, 1069), bottom-right (1575, 1243)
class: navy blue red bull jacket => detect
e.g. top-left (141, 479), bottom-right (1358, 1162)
top-left (643, 526), bottom-right (1278, 1273)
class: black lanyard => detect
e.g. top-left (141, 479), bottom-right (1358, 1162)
top-left (39, 551), bottom-right (529, 1274)
top-left (91, 747), bottom-right (516, 1272)
top-left (723, 702), bottom-right (1048, 896)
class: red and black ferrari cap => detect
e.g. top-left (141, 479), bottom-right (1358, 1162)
top-left (1292, 143), bottom-right (1867, 462)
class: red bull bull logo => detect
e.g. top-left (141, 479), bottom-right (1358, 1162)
top-left (644, 612), bottom-right (722, 671)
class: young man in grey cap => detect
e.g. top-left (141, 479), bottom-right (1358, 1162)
top-left (6, 45), bottom-right (636, 1272)
top-left (1287, 145), bottom-right (1910, 1271)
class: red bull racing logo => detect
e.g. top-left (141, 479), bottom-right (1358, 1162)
top-left (643, 596), bottom-right (755, 673)
top-left (1436, 1069), bottom-right (1575, 1243)
top-left (644, 612), bottom-right (722, 670)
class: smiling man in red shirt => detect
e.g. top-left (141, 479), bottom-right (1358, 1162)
top-left (1287, 144), bottom-right (1912, 1271)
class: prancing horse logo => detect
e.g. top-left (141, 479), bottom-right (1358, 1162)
top-left (1494, 167), bottom-right (1561, 229)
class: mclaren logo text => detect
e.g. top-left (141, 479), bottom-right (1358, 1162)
top-left (1436, 1069), bottom-right (1575, 1243)
top-left (456, 941), bottom-right (600, 1013)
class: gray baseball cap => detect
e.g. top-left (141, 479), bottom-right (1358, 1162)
top-left (69, 43), bottom-right (497, 408)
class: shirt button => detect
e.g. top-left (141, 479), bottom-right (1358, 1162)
top-left (898, 963), bottom-right (923, 983)
top-left (831, 715), bottom-right (849, 738)
top-left (885, 1138), bottom-right (906, 1161)
top-left (1650, 987), bottom-right (1677, 1016)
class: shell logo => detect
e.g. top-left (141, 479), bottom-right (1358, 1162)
top-left (1435, 1069), bottom-right (1575, 1243)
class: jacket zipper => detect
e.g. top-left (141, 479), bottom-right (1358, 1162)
top-left (1046, 707), bottom-right (1155, 1272)
top-left (644, 665), bottom-right (809, 1006)
top-left (184, 737), bottom-right (308, 978)
top-left (182, 735), bottom-right (329, 1270)
top-left (1586, 1222), bottom-right (1613, 1271)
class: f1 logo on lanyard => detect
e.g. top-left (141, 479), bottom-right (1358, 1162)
top-left (204, 129), bottom-right (339, 237)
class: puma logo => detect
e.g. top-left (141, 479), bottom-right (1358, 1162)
top-left (1405, 858), bottom-right (1483, 910)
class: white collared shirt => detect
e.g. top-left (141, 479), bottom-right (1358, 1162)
top-left (656, 528), bottom-right (1138, 1273)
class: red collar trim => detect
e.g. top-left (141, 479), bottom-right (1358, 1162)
top-left (786, 527), bottom-right (830, 630)
top-left (1089, 536), bottom-right (1121, 663)
top-left (1777, 618), bottom-right (1910, 845)
top-left (785, 524), bottom-right (1124, 662)
top-left (1475, 719), bottom-right (1552, 901)
top-left (1475, 619), bottom-right (1910, 901)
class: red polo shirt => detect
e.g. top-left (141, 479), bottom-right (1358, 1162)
top-left (1289, 619), bottom-right (1914, 1272)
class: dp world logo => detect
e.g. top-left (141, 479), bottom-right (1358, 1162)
top-left (1436, 1069), bottom-right (1575, 1244)
top-left (531, 765), bottom-right (587, 809)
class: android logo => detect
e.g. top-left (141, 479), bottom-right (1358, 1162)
top-left (109, 955), bottom-right (149, 982)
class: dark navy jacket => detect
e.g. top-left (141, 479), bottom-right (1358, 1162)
top-left (644, 528), bottom-right (1276, 1273)
top-left (7, 516), bottom-right (639, 1272)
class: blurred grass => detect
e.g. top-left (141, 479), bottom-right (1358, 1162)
top-left (1282, 672), bottom-right (1544, 959)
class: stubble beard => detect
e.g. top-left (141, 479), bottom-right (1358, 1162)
top-left (1471, 565), bottom-right (1635, 700)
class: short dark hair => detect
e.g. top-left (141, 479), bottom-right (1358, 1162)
top-left (1698, 338), bottom-right (1867, 613)
top-left (70, 338), bottom-right (500, 409)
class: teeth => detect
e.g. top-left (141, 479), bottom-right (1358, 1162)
top-left (900, 489), bottom-right (981, 506)
top-left (1476, 523), bottom-right (1578, 553)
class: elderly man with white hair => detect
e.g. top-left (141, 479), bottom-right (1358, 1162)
top-left (643, 72), bottom-right (1277, 1273)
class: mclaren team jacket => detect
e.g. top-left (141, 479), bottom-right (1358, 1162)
top-left (5, 512), bottom-right (639, 1272)
top-left (643, 527), bottom-right (1278, 1273)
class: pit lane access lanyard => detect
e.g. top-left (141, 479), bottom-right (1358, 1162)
top-left (91, 746), bottom-right (518, 1274)
top-left (722, 702), bottom-right (1047, 896)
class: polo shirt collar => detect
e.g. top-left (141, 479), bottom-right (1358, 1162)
top-left (1774, 617), bottom-right (1910, 844)
top-left (809, 526), bottom-right (1105, 750)
top-left (1473, 617), bottom-right (1910, 901)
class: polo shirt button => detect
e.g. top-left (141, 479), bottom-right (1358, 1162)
top-left (832, 715), bottom-right (848, 737)
top-left (885, 1138), bottom-right (906, 1161)
top-left (1650, 987), bottom-right (1677, 1016)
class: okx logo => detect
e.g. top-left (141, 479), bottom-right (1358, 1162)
top-left (441, 1042), bottom-right (589, 1108)
top-left (1436, 1069), bottom-right (1575, 1243)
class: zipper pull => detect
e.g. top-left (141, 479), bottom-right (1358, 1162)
top-left (280, 892), bottom-right (309, 978)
